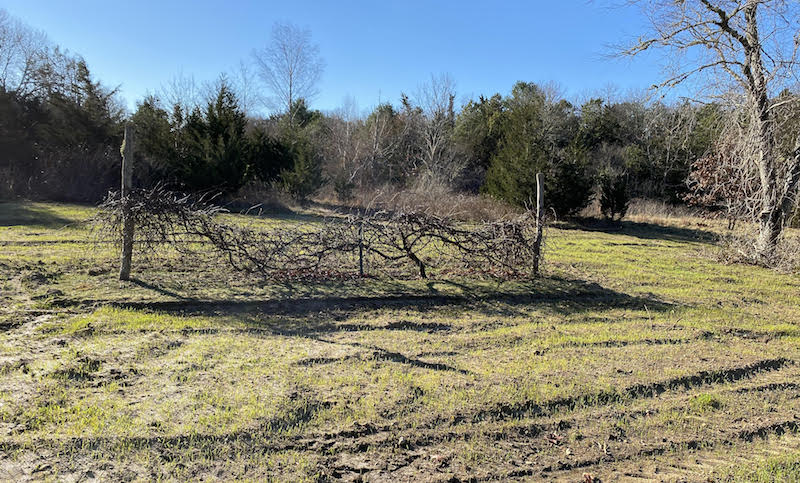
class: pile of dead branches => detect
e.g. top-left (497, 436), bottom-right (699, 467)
top-left (91, 186), bottom-right (224, 251)
top-left (194, 219), bottom-right (360, 279)
top-left (353, 211), bottom-right (538, 278)
top-left (92, 188), bottom-right (542, 280)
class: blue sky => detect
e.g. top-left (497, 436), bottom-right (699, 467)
top-left (3, 0), bottom-right (663, 113)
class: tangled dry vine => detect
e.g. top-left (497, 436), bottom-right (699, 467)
top-left (91, 186), bottom-right (543, 280)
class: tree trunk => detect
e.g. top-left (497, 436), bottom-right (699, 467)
top-left (744, 2), bottom-right (781, 261)
top-left (757, 149), bottom-right (800, 260)
top-left (756, 209), bottom-right (781, 260)
top-left (752, 98), bottom-right (780, 260)
top-left (408, 250), bottom-right (427, 279)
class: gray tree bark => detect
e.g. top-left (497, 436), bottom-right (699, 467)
top-left (624, 0), bottom-right (800, 261)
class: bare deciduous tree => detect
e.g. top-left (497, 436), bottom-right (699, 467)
top-left (413, 73), bottom-right (460, 184)
top-left (623, 0), bottom-right (800, 260)
top-left (685, 119), bottom-right (760, 228)
top-left (324, 96), bottom-right (366, 196)
top-left (0, 8), bottom-right (50, 99)
top-left (252, 22), bottom-right (324, 119)
top-left (232, 60), bottom-right (262, 118)
top-left (160, 71), bottom-right (201, 114)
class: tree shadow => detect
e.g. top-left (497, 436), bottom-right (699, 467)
top-left (129, 278), bottom-right (193, 301)
top-left (78, 275), bottom-right (673, 323)
top-left (0, 202), bottom-right (75, 228)
top-left (618, 220), bottom-right (718, 243)
top-left (561, 218), bottom-right (718, 244)
top-left (306, 337), bottom-right (472, 374)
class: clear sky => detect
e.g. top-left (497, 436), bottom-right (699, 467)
top-left (2, 0), bottom-right (664, 113)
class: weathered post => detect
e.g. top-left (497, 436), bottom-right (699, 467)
top-left (119, 123), bottom-right (135, 281)
top-left (358, 221), bottom-right (364, 277)
top-left (532, 172), bottom-right (544, 276)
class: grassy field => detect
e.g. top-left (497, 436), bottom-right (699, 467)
top-left (2, 201), bottom-right (800, 481)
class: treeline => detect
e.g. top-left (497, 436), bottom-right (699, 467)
top-left (0, 8), bottom-right (124, 201)
top-left (0, 10), bottom-right (761, 218)
top-left (113, 79), bottom-right (726, 219)
top-left (131, 90), bottom-right (324, 199)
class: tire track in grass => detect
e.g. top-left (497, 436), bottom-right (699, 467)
top-left (391, 382), bottom-right (800, 481)
top-left (541, 417), bottom-right (800, 481)
top-left (467, 357), bottom-right (792, 423)
top-left (2, 358), bottom-right (793, 479)
top-left (316, 357), bottom-right (796, 457)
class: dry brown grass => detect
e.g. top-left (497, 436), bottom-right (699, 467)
top-left (581, 197), bottom-right (707, 223)
top-left (316, 181), bottom-right (522, 222)
top-left (225, 181), bottom-right (295, 214)
top-left (715, 228), bottom-right (800, 273)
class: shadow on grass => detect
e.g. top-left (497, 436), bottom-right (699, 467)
top-left (620, 220), bottom-right (718, 243)
top-left (562, 218), bottom-right (718, 244)
top-left (0, 202), bottom-right (75, 228)
top-left (129, 278), bottom-right (193, 301)
top-left (308, 337), bottom-right (472, 374)
top-left (62, 275), bottom-right (673, 324)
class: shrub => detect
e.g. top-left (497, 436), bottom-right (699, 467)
top-left (332, 173), bottom-right (355, 202)
top-left (599, 169), bottom-right (630, 220)
top-left (279, 136), bottom-right (323, 201)
top-left (485, 152), bottom-right (594, 219)
top-left (546, 154), bottom-right (595, 218)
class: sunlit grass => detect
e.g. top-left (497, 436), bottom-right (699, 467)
top-left (1, 201), bottom-right (800, 480)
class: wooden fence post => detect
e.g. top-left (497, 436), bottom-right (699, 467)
top-left (532, 172), bottom-right (544, 276)
top-left (358, 221), bottom-right (364, 277)
top-left (119, 123), bottom-right (135, 281)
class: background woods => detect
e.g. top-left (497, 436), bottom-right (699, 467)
top-left (1, 5), bottom-right (799, 252)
